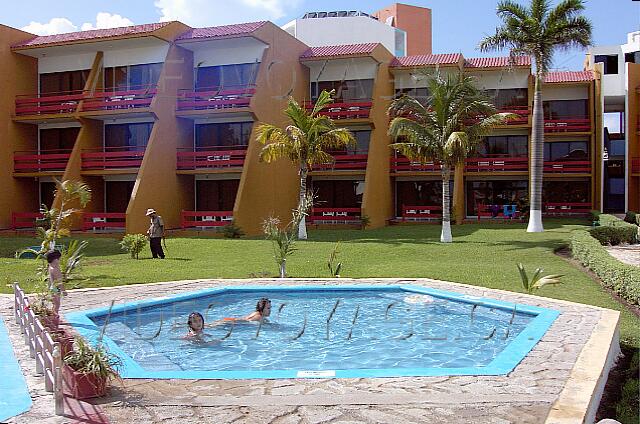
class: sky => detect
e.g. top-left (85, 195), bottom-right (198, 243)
top-left (1, 0), bottom-right (638, 71)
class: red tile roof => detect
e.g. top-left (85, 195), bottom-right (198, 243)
top-left (544, 71), bottom-right (595, 83)
top-left (300, 43), bottom-right (379, 59)
top-left (176, 21), bottom-right (267, 40)
top-left (464, 56), bottom-right (531, 68)
top-left (12, 22), bottom-right (171, 48)
top-left (390, 53), bottom-right (462, 67)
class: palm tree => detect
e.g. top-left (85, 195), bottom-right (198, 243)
top-left (388, 72), bottom-right (512, 242)
top-left (257, 90), bottom-right (356, 239)
top-left (479, 0), bottom-right (592, 232)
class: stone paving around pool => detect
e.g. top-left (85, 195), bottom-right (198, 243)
top-left (0, 278), bottom-right (620, 424)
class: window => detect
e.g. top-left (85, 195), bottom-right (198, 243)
top-left (395, 181), bottom-right (442, 214)
top-left (195, 63), bottom-right (259, 90)
top-left (195, 122), bottom-right (253, 148)
top-left (105, 123), bottom-right (153, 149)
top-left (40, 70), bottom-right (90, 94)
top-left (484, 88), bottom-right (528, 109)
top-left (543, 100), bottom-right (588, 120)
top-left (39, 127), bottom-right (79, 152)
top-left (196, 180), bottom-right (239, 211)
top-left (594, 55), bottom-right (618, 74)
top-left (466, 180), bottom-right (528, 216)
top-left (395, 87), bottom-right (429, 106)
top-left (477, 135), bottom-right (528, 157)
top-left (543, 180), bottom-right (590, 203)
top-left (311, 79), bottom-right (374, 102)
top-left (394, 28), bottom-right (406, 57)
top-left (543, 141), bottom-right (589, 161)
top-left (104, 63), bottom-right (163, 90)
top-left (312, 180), bottom-right (364, 208)
top-left (40, 182), bottom-right (57, 208)
top-left (625, 51), bottom-right (640, 64)
top-left (105, 181), bottom-right (135, 213)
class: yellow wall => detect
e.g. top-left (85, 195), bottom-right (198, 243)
top-left (627, 63), bottom-right (640, 211)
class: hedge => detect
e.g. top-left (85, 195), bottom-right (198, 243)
top-left (571, 230), bottom-right (640, 305)
top-left (590, 214), bottom-right (638, 245)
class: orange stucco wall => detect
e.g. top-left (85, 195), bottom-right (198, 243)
top-left (233, 23), bottom-right (309, 235)
top-left (0, 25), bottom-right (38, 229)
top-left (627, 63), bottom-right (639, 211)
top-left (374, 3), bottom-right (432, 56)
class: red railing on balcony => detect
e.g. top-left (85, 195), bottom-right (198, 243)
top-left (176, 85), bottom-right (256, 111)
top-left (465, 156), bottom-right (528, 172)
top-left (176, 146), bottom-right (247, 170)
top-left (15, 90), bottom-right (84, 116)
top-left (304, 99), bottom-right (372, 119)
top-left (400, 205), bottom-right (442, 221)
top-left (81, 85), bottom-right (157, 112)
top-left (312, 151), bottom-right (368, 171)
top-left (81, 213), bottom-right (126, 231)
top-left (543, 202), bottom-right (590, 216)
top-left (544, 117), bottom-right (590, 133)
top-left (498, 106), bottom-right (529, 125)
top-left (181, 211), bottom-right (233, 228)
top-left (10, 212), bottom-right (44, 229)
top-left (81, 146), bottom-right (146, 170)
top-left (391, 155), bottom-right (442, 172)
top-left (544, 160), bottom-right (591, 173)
top-left (307, 208), bottom-right (361, 224)
top-left (14, 149), bottom-right (71, 173)
top-left (632, 158), bottom-right (640, 174)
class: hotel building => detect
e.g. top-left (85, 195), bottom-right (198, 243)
top-left (0, 3), bottom-right (631, 235)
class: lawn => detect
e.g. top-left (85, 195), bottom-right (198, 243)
top-left (1, 219), bottom-right (638, 348)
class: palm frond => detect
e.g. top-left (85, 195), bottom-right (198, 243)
top-left (310, 90), bottom-right (335, 116)
top-left (259, 141), bottom-right (299, 163)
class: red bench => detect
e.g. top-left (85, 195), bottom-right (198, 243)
top-left (10, 212), bottom-right (44, 229)
top-left (543, 203), bottom-right (591, 216)
top-left (401, 205), bottom-right (442, 221)
top-left (181, 211), bottom-right (233, 228)
top-left (307, 208), bottom-right (361, 224)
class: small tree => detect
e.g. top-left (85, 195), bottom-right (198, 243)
top-left (516, 263), bottom-right (563, 294)
top-left (120, 234), bottom-right (148, 259)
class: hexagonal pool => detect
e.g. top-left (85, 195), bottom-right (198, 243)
top-left (66, 285), bottom-right (559, 379)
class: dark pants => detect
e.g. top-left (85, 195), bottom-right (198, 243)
top-left (150, 237), bottom-right (165, 259)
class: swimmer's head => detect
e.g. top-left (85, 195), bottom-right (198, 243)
top-left (187, 312), bottom-right (204, 332)
top-left (256, 298), bottom-right (271, 317)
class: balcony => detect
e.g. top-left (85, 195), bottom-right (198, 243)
top-left (176, 85), bottom-right (256, 112)
top-left (465, 156), bottom-right (528, 173)
top-left (544, 117), bottom-right (590, 133)
top-left (176, 146), bottom-right (247, 171)
top-left (181, 211), bottom-right (233, 229)
top-left (632, 158), bottom-right (640, 174)
top-left (543, 202), bottom-right (590, 216)
top-left (311, 151), bottom-right (368, 171)
top-left (304, 99), bottom-right (372, 120)
top-left (14, 149), bottom-right (71, 173)
top-left (81, 147), bottom-right (145, 171)
top-left (15, 90), bottom-right (84, 117)
top-left (400, 205), bottom-right (442, 221)
top-left (10, 212), bottom-right (44, 230)
top-left (391, 155), bottom-right (442, 172)
top-left (307, 208), bottom-right (361, 224)
top-left (498, 106), bottom-right (529, 125)
top-left (544, 160), bottom-right (591, 174)
top-left (81, 213), bottom-right (126, 232)
top-left (81, 86), bottom-right (157, 112)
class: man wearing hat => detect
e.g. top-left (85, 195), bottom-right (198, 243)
top-left (146, 208), bottom-right (165, 259)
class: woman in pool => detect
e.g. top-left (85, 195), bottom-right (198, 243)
top-left (212, 298), bottom-right (272, 325)
top-left (183, 312), bottom-right (206, 339)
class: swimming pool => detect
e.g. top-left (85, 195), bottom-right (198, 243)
top-left (65, 285), bottom-right (559, 379)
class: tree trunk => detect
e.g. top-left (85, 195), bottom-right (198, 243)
top-left (527, 76), bottom-right (544, 233)
top-left (440, 165), bottom-right (453, 243)
top-left (279, 259), bottom-right (286, 278)
top-left (298, 167), bottom-right (308, 240)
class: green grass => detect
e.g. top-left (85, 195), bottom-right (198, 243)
top-left (1, 219), bottom-right (638, 347)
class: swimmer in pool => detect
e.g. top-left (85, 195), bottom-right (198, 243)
top-left (211, 298), bottom-right (272, 325)
top-left (183, 312), bottom-right (206, 339)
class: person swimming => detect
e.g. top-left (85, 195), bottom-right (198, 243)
top-left (214, 298), bottom-right (272, 325)
top-left (183, 312), bottom-right (206, 339)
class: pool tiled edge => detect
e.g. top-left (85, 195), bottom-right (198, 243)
top-left (0, 315), bottom-right (32, 421)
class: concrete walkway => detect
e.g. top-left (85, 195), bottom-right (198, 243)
top-left (606, 245), bottom-right (640, 267)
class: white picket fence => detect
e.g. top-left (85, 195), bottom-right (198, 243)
top-left (13, 283), bottom-right (64, 415)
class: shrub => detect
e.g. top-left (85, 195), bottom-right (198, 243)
top-left (589, 214), bottom-right (638, 245)
top-left (570, 230), bottom-right (640, 305)
top-left (623, 211), bottom-right (637, 225)
top-left (222, 220), bottom-right (244, 239)
top-left (590, 209), bottom-right (601, 222)
top-left (120, 234), bottom-right (147, 259)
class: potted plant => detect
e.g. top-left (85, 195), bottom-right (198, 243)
top-left (63, 337), bottom-right (121, 399)
top-left (590, 210), bottom-right (601, 227)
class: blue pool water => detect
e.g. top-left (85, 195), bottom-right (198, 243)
top-left (66, 285), bottom-right (559, 379)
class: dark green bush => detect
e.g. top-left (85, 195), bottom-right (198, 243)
top-left (222, 220), bottom-right (244, 239)
top-left (590, 209), bottom-right (601, 222)
top-left (623, 211), bottom-right (637, 225)
top-left (571, 230), bottom-right (640, 305)
top-left (589, 214), bottom-right (638, 245)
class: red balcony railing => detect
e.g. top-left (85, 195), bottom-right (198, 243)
top-left (181, 211), bottom-right (233, 228)
top-left (543, 202), bottom-right (590, 216)
top-left (14, 149), bottom-right (71, 173)
top-left (15, 90), bottom-right (84, 116)
top-left (176, 146), bottom-right (247, 170)
top-left (544, 160), bottom-right (591, 174)
top-left (81, 213), bottom-right (126, 231)
top-left (176, 85), bottom-right (256, 111)
top-left (81, 146), bottom-right (145, 170)
top-left (391, 155), bottom-right (442, 172)
top-left (82, 85), bottom-right (157, 112)
top-left (308, 208), bottom-right (361, 224)
top-left (465, 156), bottom-right (528, 173)
top-left (304, 99), bottom-right (372, 119)
top-left (498, 106), bottom-right (529, 125)
top-left (312, 151), bottom-right (368, 171)
top-left (10, 212), bottom-right (44, 229)
top-left (544, 117), bottom-right (590, 133)
top-left (632, 158), bottom-right (640, 174)
top-left (400, 205), bottom-right (442, 221)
